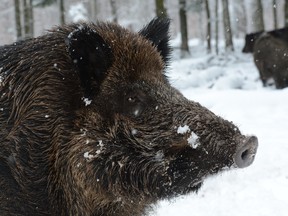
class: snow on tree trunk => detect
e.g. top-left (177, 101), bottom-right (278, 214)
top-left (273, 0), bottom-right (278, 29)
top-left (215, 0), bottom-right (219, 55)
top-left (179, 0), bottom-right (190, 57)
top-left (59, 0), bottom-right (65, 25)
top-left (222, 0), bottom-right (234, 51)
top-left (155, 0), bottom-right (167, 17)
top-left (205, 0), bottom-right (211, 53)
top-left (23, 0), bottom-right (34, 39)
top-left (245, 0), bottom-right (264, 32)
top-left (110, 0), bottom-right (118, 23)
top-left (285, 0), bottom-right (288, 27)
top-left (14, 0), bottom-right (22, 41)
top-left (89, 0), bottom-right (99, 21)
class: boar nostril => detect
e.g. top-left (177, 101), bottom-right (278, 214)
top-left (234, 136), bottom-right (258, 168)
top-left (241, 149), bottom-right (249, 161)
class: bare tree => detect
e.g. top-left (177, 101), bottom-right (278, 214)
top-left (110, 0), bottom-right (118, 23)
top-left (273, 0), bottom-right (278, 29)
top-left (285, 0), bottom-right (288, 27)
top-left (204, 0), bottom-right (211, 53)
top-left (14, 0), bottom-right (22, 40)
top-left (248, 0), bottom-right (264, 32)
top-left (179, 0), bottom-right (190, 57)
top-left (215, 0), bottom-right (219, 54)
top-left (90, 0), bottom-right (99, 21)
top-left (222, 0), bottom-right (234, 51)
top-left (155, 0), bottom-right (167, 17)
top-left (232, 0), bottom-right (247, 37)
top-left (23, 0), bottom-right (34, 39)
top-left (59, 0), bottom-right (65, 25)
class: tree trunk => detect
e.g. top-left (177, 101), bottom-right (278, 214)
top-left (215, 0), bottom-right (219, 55)
top-left (59, 0), bottom-right (65, 25)
top-left (273, 0), bottom-right (277, 29)
top-left (110, 0), bottom-right (118, 23)
top-left (250, 0), bottom-right (264, 32)
top-left (285, 0), bottom-right (288, 27)
top-left (90, 0), bottom-right (99, 21)
top-left (179, 0), bottom-right (189, 57)
top-left (14, 0), bottom-right (22, 41)
top-left (23, 0), bottom-right (34, 39)
top-left (205, 0), bottom-right (211, 53)
top-left (155, 0), bottom-right (167, 17)
top-left (222, 0), bottom-right (234, 51)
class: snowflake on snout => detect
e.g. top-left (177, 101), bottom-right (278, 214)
top-left (176, 125), bottom-right (201, 149)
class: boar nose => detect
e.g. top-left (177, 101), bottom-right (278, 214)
top-left (234, 136), bottom-right (258, 168)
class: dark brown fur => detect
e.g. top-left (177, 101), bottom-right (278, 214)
top-left (0, 18), bottom-right (258, 216)
top-left (253, 33), bottom-right (288, 88)
top-left (242, 27), bottom-right (288, 53)
top-left (242, 28), bottom-right (288, 88)
top-left (242, 30), bottom-right (264, 53)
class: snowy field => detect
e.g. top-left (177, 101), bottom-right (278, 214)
top-left (153, 39), bottom-right (288, 216)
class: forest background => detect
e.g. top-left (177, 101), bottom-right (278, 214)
top-left (1, 0), bottom-right (288, 56)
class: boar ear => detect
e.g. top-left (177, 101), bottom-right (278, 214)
top-left (139, 17), bottom-right (171, 65)
top-left (66, 25), bottom-right (113, 97)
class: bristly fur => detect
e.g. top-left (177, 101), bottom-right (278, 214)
top-left (0, 17), bottom-right (255, 216)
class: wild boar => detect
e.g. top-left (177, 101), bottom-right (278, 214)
top-left (253, 32), bottom-right (288, 88)
top-left (0, 17), bottom-right (258, 216)
top-left (242, 27), bottom-right (288, 53)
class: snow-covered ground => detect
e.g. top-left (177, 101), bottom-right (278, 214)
top-left (153, 39), bottom-right (288, 216)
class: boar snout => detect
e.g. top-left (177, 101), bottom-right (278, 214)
top-left (234, 136), bottom-right (258, 168)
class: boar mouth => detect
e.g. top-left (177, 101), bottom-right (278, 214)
top-left (188, 180), bottom-right (203, 192)
top-left (173, 178), bottom-right (204, 195)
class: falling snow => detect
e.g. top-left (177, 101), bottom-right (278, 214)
top-left (82, 97), bottom-right (92, 106)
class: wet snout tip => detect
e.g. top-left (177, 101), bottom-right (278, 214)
top-left (234, 136), bottom-right (258, 168)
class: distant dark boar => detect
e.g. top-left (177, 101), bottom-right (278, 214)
top-left (242, 27), bottom-right (288, 53)
top-left (0, 18), bottom-right (258, 216)
top-left (253, 32), bottom-right (288, 88)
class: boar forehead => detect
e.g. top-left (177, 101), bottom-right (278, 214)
top-left (96, 27), bottom-right (166, 82)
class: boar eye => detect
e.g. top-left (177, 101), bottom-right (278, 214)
top-left (127, 97), bottom-right (137, 103)
top-left (122, 91), bottom-right (147, 117)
